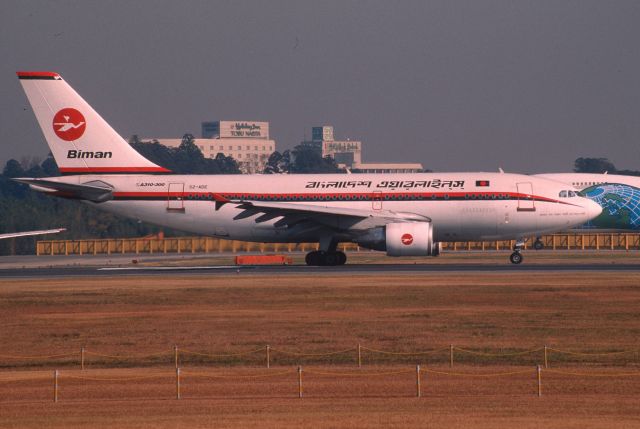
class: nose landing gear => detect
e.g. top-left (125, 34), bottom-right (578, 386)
top-left (509, 239), bottom-right (525, 265)
top-left (509, 251), bottom-right (523, 264)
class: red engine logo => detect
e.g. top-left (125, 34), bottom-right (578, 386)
top-left (52, 108), bottom-right (86, 141)
top-left (401, 233), bottom-right (413, 245)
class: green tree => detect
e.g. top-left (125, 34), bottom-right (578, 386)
top-left (290, 144), bottom-right (342, 174)
top-left (574, 158), bottom-right (616, 174)
top-left (3, 159), bottom-right (24, 178)
top-left (263, 150), bottom-right (291, 174)
top-left (130, 134), bottom-right (240, 174)
top-left (41, 154), bottom-right (59, 176)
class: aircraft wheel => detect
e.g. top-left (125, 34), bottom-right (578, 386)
top-left (324, 252), bottom-right (339, 266)
top-left (306, 250), bottom-right (347, 266)
top-left (533, 240), bottom-right (544, 250)
top-left (305, 251), bottom-right (325, 266)
top-left (509, 251), bottom-right (523, 265)
top-left (304, 252), bottom-right (314, 265)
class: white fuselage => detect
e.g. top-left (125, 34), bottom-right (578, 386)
top-left (50, 172), bottom-right (600, 244)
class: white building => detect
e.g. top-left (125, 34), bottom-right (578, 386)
top-left (154, 121), bottom-right (276, 174)
top-left (304, 125), bottom-right (423, 173)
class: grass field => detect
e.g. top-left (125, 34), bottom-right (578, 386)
top-left (1, 266), bottom-right (640, 427)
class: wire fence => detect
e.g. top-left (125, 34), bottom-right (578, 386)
top-left (3, 363), bottom-right (640, 403)
top-left (2, 344), bottom-right (639, 371)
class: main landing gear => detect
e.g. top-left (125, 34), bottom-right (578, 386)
top-left (533, 237), bottom-right (544, 250)
top-left (509, 239), bottom-right (525, 265)
top-left (306, 237), bottom-right (347, 266)
top-left (305, 250), bottom-right (347, 266)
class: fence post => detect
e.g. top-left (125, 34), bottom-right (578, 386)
top-left (174, 345), bottom-right (179, 369)
top-left (266, 345), bottom-right (270, 369)
top-left (53, 370), bottom-right (59, 403)
top-left (357, 343), bottom-right (362, 368)
top-left (449, 345), bottom-right (454, 368)
top-left (537, 365), bottom-right (542, 397)
top-left (544, 346), bottom-right (548, 369)
top-left (81, 346), bottom-right (85, 371)
top-left (176, 367), bottom-right (181, 400)
top-left (416, 365), bottom-right (421, 398)
top-left (298, 366), bottom-right (303, 398)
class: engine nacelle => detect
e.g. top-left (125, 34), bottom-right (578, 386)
top-left (385, 222), bottom-right (437, 257)
top-left (355, 222), bottom-right (440, 257)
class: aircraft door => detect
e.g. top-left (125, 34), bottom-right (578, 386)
top-left (516, 182), bottom-right (535, 212)
top-left (372, 191), bottom-right (383, 211)
top-left (167, 182), bottom-right (185, 211)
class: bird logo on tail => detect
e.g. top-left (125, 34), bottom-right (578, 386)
top-left (52, 108), bottom-right (86, 141)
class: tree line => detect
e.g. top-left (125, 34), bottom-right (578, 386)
top-left (573, 157), bottom-right (640, 176)
top-left (129, 135), bottom-right (242, 174)
top-left (131, 135), bottom-right (342, 174)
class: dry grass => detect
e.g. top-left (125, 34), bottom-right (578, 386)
top-left (1, 270), bottom-right (640, 427)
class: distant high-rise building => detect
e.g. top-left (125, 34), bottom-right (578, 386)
top-left (202, 121), bottom-right (270, 140)
top-left (312, 126), bottom-right (334, 142)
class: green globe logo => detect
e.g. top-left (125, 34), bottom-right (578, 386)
top-left (582, 183), bottom-right (640, 230)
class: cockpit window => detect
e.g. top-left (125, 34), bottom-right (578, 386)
top-left (559, 190), bottom-right (578, 198)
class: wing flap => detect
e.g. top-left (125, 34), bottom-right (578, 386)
top-left (230, 200), bottom-right (431, 230)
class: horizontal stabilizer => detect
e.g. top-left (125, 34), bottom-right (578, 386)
top-left (0, 228), bottom-right (66, 240)
top-left (13, 178), bottom-right (114, 203)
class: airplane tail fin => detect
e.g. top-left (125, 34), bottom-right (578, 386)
top-left (17, 71), bottom-right (170, 175)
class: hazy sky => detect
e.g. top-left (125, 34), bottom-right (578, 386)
top-left (1, 0), bottom-right (639, 173)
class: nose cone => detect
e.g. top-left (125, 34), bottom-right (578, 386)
top-left (584, 198), bottom-right (602, 221)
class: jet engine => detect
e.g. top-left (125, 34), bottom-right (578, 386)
top-left (355, 222), bottom-right (441, 257)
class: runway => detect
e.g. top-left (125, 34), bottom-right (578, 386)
top-left (1, 262), bottom-right (640, 279)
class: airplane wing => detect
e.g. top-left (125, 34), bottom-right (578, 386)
top-left (225, 198), bottom-right (431, 230)
top-left (0, 228), bottom-right (66, 240)
top-left (12, 178), bottom-right (113, 203)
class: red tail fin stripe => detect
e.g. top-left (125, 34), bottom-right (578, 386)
top-left (59, 167), bottom-right (171, 174)
top-left (16, 71), bottom-right (60, 78)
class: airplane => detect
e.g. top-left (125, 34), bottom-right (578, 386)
top-left (534, 172), bottom-right (640, 240)
top-left (0, 228), bottom-right (65, 240)
top-left (13, 71), bottom-right (602, 265)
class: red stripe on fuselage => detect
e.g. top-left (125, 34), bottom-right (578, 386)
top-left (110, 191), bottom-right (580, 206)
